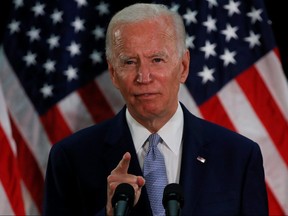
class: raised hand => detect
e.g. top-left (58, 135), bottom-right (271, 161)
top-left (106, 152), bottom-right (145, 215)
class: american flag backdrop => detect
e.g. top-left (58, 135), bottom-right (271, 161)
top-left (0, 0), bottom-right (287, 215)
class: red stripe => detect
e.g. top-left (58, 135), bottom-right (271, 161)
top-left (266, 184), bottom-right (285, 215)
top-left (40, 106), bottom-right (72, 145)
top-left (236, 66), bottom-right (288, 165)
top-left (0, 124), bottom-right (25, 215)
top-left (78, 80), bottom-right (115, 122)
top-left (10, 116), bottom-right (44, 213)
top-left (199, 95), bottom-right (236, 131)
top-left (273, 47), bottom-right (281, 61)
top-left (198, 87), bottom-right (286, 215)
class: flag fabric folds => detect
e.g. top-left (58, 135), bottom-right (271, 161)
top-left (0, 0), bottom-right (287, 215)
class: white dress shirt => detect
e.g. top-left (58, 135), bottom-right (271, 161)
top-left (126, 103), bottom-right (184, 183)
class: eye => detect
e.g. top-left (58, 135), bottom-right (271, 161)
top-left (126, 60), bottom-right (134, 65)
top-left (152, 58), bottom-right (164, 63)
top-left (124, 59), bottom-right (137, 65)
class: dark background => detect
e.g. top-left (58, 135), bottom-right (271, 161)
top-left (1, 1), bottom-right (287, 79)
top-left (264, 0), bottom-right (288, 79)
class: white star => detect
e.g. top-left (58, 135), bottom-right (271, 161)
top-left (247, 7), bottom-right (263, 24)
top-left (206, 0), bottom-right (218, 9)
top-left (43, 59), bottom-right (56, 74)
top-left (221, 24), bottom-right (238, 42)
top-left (67, 41), bottom-right (81, 57)
top-left (92, 26), bottom-right (105, 40)
top-left (220, 48), bottom-right (237, 67)
top-left (47, 35), bottom-right (60, 49)
top-left (75, 0), bottom-right (87, 7)
top-left (26, 27), bottom-right (41, 42)
top-left (186, 35), bottom-right (195, 49)
top-left (23, 51), bottom-right (37, 66)
top-left (71, 17), bottom-right (85, 32)
top-left (90, 50), bottom-right (102, 64)
top-left (40, 83), bottom-right (53, 98)
top-left (96, 1), bottom-right (109, 16)
top-left (8, 20), bottom-right (20, 34)
top-left (223, 0), bottom-right (241, 16)
top-left (50, 9), bottom-right (63, 24)
top-left (13, 0), bottom-right (24, 8)
top-left (64, 66), bottom-right (78, 81)
top-left (170, 3), bottom-right (180, 12)
top-left (200, 41), bottom-right (217, 59)
top-left (202, 15), bottom-right (217, 33)
top-left (198, 66), bottom-right (215, 84)
top-left (31, 2), bottom-right (45, 17)
top-left (183, 9), bottom-right (198, 25)
top-left (244, 31), bottom-right (261, 48)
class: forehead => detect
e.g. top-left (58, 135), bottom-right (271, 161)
top-left (112, 16), bottom-right (177, 53)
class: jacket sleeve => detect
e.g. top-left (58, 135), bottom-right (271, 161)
top-left (42, 143), bottom-right (82, 215)
top-left (241, 143), bottom-right (268, 215)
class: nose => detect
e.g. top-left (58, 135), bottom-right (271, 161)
top-left (136, 63), bottom-right (152, 84)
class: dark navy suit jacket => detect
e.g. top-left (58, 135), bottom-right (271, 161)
top-left (43, 103), bottom-right (268, 215)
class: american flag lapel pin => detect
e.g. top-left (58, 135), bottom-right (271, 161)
top-left (197, 156), bottom-right (206, 163)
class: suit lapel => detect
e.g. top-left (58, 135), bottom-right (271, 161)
top-left (103, 107), bottom-right (152, 215)
top-left (179, 104), bottom-right (209, 214)
top-left (103, 106), bottom-right (143, 175)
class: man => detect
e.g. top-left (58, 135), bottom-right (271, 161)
top-left (43, 3), bottom-right (268, 216)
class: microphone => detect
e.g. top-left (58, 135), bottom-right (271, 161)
top-left (162, 183), bottom-right (184, 216)
top-left (112, 183), bottom-right (135, 216)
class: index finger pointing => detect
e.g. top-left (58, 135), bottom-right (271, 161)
top-left (112, 152), bottom-right (131, 174)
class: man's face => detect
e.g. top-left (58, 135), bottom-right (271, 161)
top-left (108, 16), bottom-right (190, 124)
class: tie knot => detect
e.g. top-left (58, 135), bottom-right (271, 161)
top-left (148, 133), bottom-right (161, 148)
top-left (147, 133), bottom-right (162, 160)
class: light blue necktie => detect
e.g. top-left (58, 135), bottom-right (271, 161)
top-left (143, 133), bottom-right (168, 216)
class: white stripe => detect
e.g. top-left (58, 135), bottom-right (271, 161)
top-left (0, 81), bottom-right (17, 155)
top-left (58, 91), bottom-right (95, 132)
top-left (0, 181), bottom-right (14, 215)
top-left (179, 84), bottom-right (202, 118)
top-left (0, 49), bottom-right (51, 177)
top-left (21, 181), bottom-right (39, 215)
top-left (256, 51), bottom-right (288, 121)
top-left (218, 80), bottom-right (288, 214)
top-left (96, 71), bottom-right (125, 114)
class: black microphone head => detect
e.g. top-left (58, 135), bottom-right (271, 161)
top-left (112, 183), bottom-right (135, 208)
top-left (162, 183), bottom-right (184, 208)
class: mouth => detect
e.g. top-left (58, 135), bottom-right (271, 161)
top-left (134, 92), bottom-right (159, 99)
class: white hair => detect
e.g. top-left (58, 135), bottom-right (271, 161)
top-left (105, 3), bottom-right (187, 61)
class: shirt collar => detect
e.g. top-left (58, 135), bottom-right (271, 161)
top-left (126, 103), bottom-right (184, 156)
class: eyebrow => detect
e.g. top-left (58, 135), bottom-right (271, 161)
top-left (145, 51), bottom-right (168, 59)
top-left (118, 51), bottom-right (169, 61)
top-left (118, 54), bottom-right (134, 62)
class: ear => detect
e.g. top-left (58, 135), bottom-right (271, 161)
top-left (107, 60), bottom-right (120, 89)
top-left (179, 49), bottom-right (190, 83)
